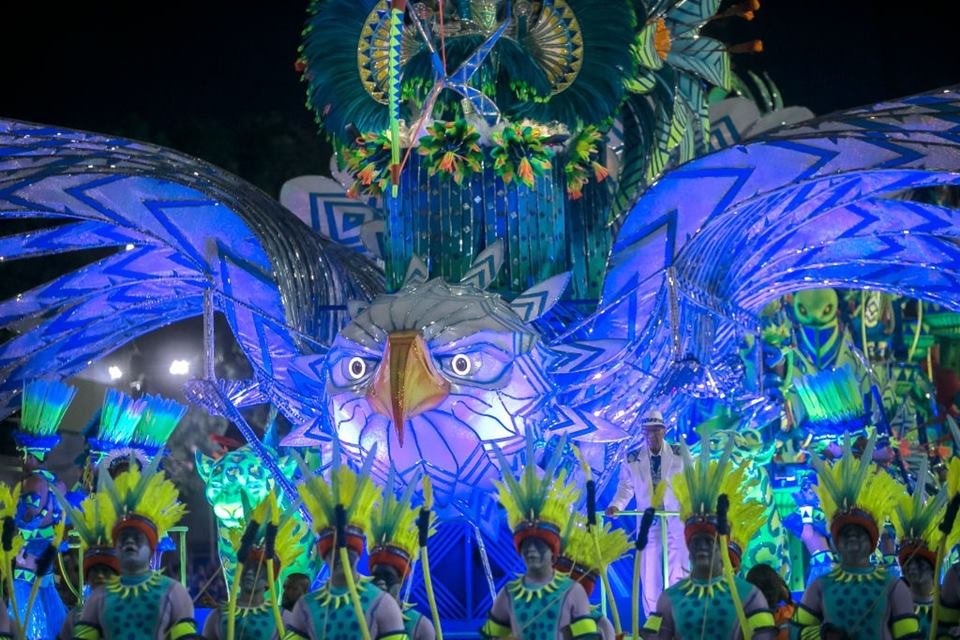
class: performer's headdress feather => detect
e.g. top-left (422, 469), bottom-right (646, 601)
top-left (0, 481), bottom-right (23, 573)
top-left (93, 389), bottom-right (148, 471)
top-left (557, 517), bottom-right (630, 596)
top-left (493, 435), bottom-right (580, 557)
top-left (16, 379), bottom-right (77, 461)
top-left (809, 432), bottom-right (900, 547)
top-left (228, 492), bottom-right (307, 579)
top-left (131, 394), bottom-right (187, 460)
top-left (892, 457), bottom-right (947, 568)
top-left (296, 443), bottom-right (381, 558)
top-left (718, 462), bottom-right (766, 571)
top-left (54, 491), bottom-right (119, 576)
top-left (367, 469), bottom-right (423, 579)
top-left (98, 454), bottom-right (186, 551)
top-left (673, 437), bottom-right (735, 543)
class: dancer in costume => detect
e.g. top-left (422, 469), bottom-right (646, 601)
top-left (789, 433), bottom-right (919, 640)
top-left (481, 439), bottom-right (598, 640)
top-left (641, 441), bottom-right (776, 640)
top-left (74, 459), bottom-right (198, 640)
top-left (283, 448), bottom-right (407, 640)
top-left (54, 492), bottom-right (120, 640)
top-left (203, 495), bottom-right (302, 640)
top-left (556, 518), bottom-right (631, 640)
top-left (890, 460), bottom-right (947, 639)
top-left (607, 411), bottom-right (687, 615)
top-left (368, 474), bottom-right (436, 640)
top-left (1, 480), bottom-right (19, 640)
top-left (934, 459), bottom-right (960, 636)
top-left (12, 379), bottom-right (76, 640)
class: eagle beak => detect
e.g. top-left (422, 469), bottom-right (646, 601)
top-left (367, 331), bottom-right (449, 446)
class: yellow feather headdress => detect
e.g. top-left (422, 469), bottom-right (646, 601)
top-left (368, 470), bottom-right (421, 565)
top-left (892, 458), bottom-right (946, 568)
top-left (718, 462), bottom-right (766, 568)
top-left (227, 493), bottom-right (308, 574)
top-left (295, 443), bottom-right (381, 556)
top-left (493, 435), bottom-right (581, 556)
top-left (0, 482), bottom-right (23, 574)
top-left (672, 437), bottom-right (735, 539)
top-left (561, 517), bottom-right (631, 573)
top-left (809, 432), bottom-right (901, 546)
top-left (98, 454), bottom-right (186, 547)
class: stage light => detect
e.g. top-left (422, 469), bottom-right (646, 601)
top-left (108, 366), bottom-right (123, 380)
top-left (169, 359), bottom-right (190, 375)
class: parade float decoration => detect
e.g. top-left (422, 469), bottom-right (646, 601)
top-left (2, 0), bottom-right (960, 625)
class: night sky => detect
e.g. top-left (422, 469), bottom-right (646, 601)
top-left (2, 1), bottom-right (959, 192)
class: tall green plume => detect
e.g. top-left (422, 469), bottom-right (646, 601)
top-left (133, 394), bottom-right (187, 453)
top-left (20, 379), bottom-right (77, 437)
top-left (98, 388), bottom-right (146, 447)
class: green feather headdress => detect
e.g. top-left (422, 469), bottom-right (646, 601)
top-left (809, 432), bottom-right (901, 545)
top-left (131, 394), bottom-right (187, 459)
top-left (97, 452), bottom-right (186, 544)
top-left (562, 517), bottom-right (631, 572)
top-left (16, 379), bottom-right (78, 459)
top-left (368, 469), bottom-right (422, 564)
top-left (296, 443), bottom-right (381, 540)
top-left (493, 434), bottom-right (579, 534)
top-left (673, 437), bottom-right (735, 525)
top-left (92, 388), bottom-right (147, 466)
top-left (892, 458), bottom-right (947, 563)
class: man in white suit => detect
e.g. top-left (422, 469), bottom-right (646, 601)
top-left (605, 410), bottom-right (687, 617)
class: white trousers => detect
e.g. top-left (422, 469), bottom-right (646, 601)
top-left (639, 516), bottom-right (688, 616)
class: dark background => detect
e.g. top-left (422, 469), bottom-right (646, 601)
top-left (1, 1), bottom-right (958, 195)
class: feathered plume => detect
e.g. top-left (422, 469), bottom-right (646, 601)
top-left (673, 437), bottom-right (735, 522)
top-left (892, 457), bottom-right (946, 552)
top-left (295, 442), bottom-right (381, 535)
top-left (368, 468), bottom-right (421, 563)
top-left (808, 432), bottom-right (899, 529)
top-left (53, 490), bottom-right (116, 549)
top-left (92, 389), bottom-right (147, 466)
top-left (17, 379), bottom-right (77, 457)
top-left (98, 453), bottom-right (186, 539)
top-left (227, 493), bottom-right (308, 573)
top-left (563, 517), bottom-right (631, 572)
top-left (132, 394), bottom-right (187, 456)
top-left (493, 434), bottom-right (579, 532)
top-left (718, 461), bottom-right (765, 552)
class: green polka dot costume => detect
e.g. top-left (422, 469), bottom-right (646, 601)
top-left (642, 575), bottom-right (774, 640)
top-left (481, 573), bottom-right (599, 639)
top-left (790, 566), bottom-right (920, 639)
top-left (283, 577), bottom-right (407, 640)
top-left (74, 571), bottom-right (199, 640)
top-left (212, 604), bottom-right (277, 640)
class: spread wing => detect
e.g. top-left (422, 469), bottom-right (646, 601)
top-left (566, 87), bottom-right (960, 440)
top-left (0, 119), bottom-right (384, 423)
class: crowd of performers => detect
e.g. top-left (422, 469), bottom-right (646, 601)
top-left (6, 380), bottom-right (960, 639)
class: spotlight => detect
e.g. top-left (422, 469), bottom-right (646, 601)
top-left (169, 359), bottom-right (191, 376)
top-left (108, 366), bottom-right (123, 380)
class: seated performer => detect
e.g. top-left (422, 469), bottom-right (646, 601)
top-left (283, 449), bottom-right (407, 640)
top-left (556, 518), bottom-right (631, 640)
top-left (481, 440), bottom-right (598, 640)
top-left (789, 434), bottom-right (919, 640)
top-left (641, 442), bottom-right (776, 640)
top-left (606, 410), bottom-right (686, 616)
top-left (54, 492), bottom-right (120, 640)
top-left (74, 461), bottom-right (198, 640)
top-left (368, 476), bottom-right (436, 640)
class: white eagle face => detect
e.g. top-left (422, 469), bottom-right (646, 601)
top-left (325, 277), bottom-right (555, 504)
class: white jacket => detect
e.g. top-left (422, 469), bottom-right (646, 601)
top-left (610, 443), bottom-right (685, 513)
